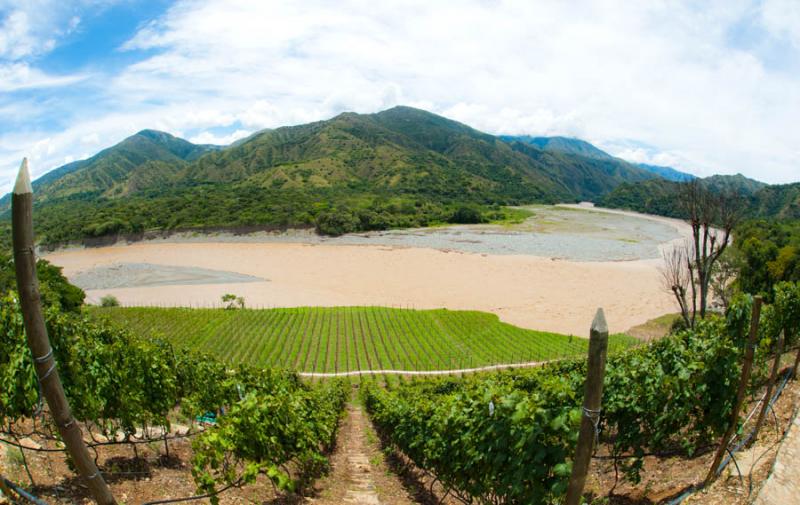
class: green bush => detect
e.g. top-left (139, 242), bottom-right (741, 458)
top-left (448, 206), bottom-right (485, 224)
top-left (314, 209), bottom-right (360, 236)
top-left (100, 295), bottom-right (120, 307)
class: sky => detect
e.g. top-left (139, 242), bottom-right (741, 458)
top-left (0, 0), bottom-right (799, 193)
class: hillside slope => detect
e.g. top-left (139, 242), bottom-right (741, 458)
top-left (4, 106), bottom-right (665, 244)
top-left (504, 134), bottom-right (694, 184)
top-left (636, 163), bottom-right (695, 182)
top-left (598, 174), bottom-right (786, 219)
top-left (0, 130), bottom-right (220, 211)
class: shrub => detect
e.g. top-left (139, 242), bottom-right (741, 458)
top-left (100, 295), bottom-right (120, 307)
top-left (314, 210), bottom-right (359, 236)
top-left (222, 293), bottom-right (245, 310)
top-left (448, 206), bottom-right (484, 224)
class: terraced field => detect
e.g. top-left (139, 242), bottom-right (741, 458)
top-left (88, 306), bottom-right (639, 373)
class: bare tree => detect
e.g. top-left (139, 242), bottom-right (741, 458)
top-left (660, 242), bottom-right (692, 328)
top-left (674, 180), bottom-right (742, 325)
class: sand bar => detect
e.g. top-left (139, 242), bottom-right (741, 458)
top-left (45, 206), bottom-right (693, 336)
top-left (46, 240), bottom-right (678, 336)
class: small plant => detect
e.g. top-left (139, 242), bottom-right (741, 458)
top-left (221, 293), bottom-right (245, 310)
top-left (6, 446), bottom-right (25, 469)
top-left (100, 295), bottom-right (120, 307)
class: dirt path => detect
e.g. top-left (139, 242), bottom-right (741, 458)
top-left (310, 404), bottom-right (414, 505)
top-left (298, 359), bottom-right (549, 378)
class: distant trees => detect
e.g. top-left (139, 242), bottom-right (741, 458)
top-left (662, 181), bottom-right (742, 327)
top-left (736, 220), bottom-right (800, 299)
top-left (314, 209), bottom-right (360, 236)
top-left (448, 206), bottom-right (485, 224)
top-left (222, 293), bottom-right (245, 309)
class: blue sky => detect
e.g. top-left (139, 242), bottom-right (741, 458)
top-left (1, 0), bottom-right (799, 193)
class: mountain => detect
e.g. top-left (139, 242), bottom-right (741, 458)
top-left (4, 106), bottom-right (665, 245)
top-left (182, 107), bottom-right (656, 201)
top-left (501, 135), bottom-right (615, 161)
top-left (703, 173), bottom-right (767, 195)
top-left (598, 173), bottom-right (774, 219)
top-left (0, 130), bottom-right (220, 211)
top-left (636, 163), bottom-right (695, 182)
top-left (747, 183), bottom-right (800, 220)
top-left (504, 135), bottom-right (697, 183)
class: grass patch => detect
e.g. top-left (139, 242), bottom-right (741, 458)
top-left (490, 207), bottom-right (535, 226)
top-left (88, 306), bottom-right (638, 373)
top-left (625, 313), bottom-right (682, 341)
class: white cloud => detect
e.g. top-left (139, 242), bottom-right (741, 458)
top-left (189, 129), bottom-right (252, 146)
top-left (0, 1), bottom-right (101, 60)
top-left (1, 0), bottom-right (799, 192)
top-left (0, 10), bottom-right (36, 59)
top-left (80, 133), bottom-right (99, 144)
top-left (108, 0), bottom-right (800, 183)
top-left (0, 63), bottom-right (88, 91)
top-left (760, 0), bottom-right (800, 48)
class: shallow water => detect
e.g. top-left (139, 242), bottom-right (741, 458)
top-left (72, 262), bottom-right (266, 289)
top-left (161, 206), bottom-right (679, 262)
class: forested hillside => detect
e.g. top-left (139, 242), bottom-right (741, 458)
top-left (598, 174), bottom-right (789, 220)
top-left (1, 107), bottom-right (662, 245)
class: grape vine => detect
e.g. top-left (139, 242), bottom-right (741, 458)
top-left (0, 291), bottom-right (348, 499)
top-left (363, 281), bottom-right (800, 503)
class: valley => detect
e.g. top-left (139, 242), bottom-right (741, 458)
top-left (45, 205), bottom-right (685, 337)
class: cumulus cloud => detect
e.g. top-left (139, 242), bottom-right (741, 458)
top-left (0, 1), bottom-right (98, 60)
top-left (110, 0), bottom-right (800, 183)
top-left (1, 0), bottom-right (799, 192)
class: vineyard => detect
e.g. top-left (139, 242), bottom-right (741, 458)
top-left (3, 282), bottom-right (800, 503)
top-left (3, 231), bottom-right (800, 504)
top-left (87, 306), bottom-right (639, 373)
top-left (0, 293), bottom-right (349, 502)
top-left (364, 285), bottom-right (800, 504)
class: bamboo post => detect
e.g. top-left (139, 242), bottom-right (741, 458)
top-left (565, 308), bottom-right (609, 505)
top-left (704, 295), bottom-right (762, 485)
top-left (793, 341), bottom-right (800, 380)
top-left (11, 159), bottom-right (116, 505)
top-left (749, 329), bottom-right (784, 447)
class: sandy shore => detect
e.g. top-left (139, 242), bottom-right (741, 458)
top-left (46, 240), bottom-right (679, 336)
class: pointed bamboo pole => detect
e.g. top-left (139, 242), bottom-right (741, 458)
top-left (565, 308), bottom-right (609, 505)
top-left (12, 159), bottom-right (116, 504)
top-left (749, 329), bottom-right (784, 447)
top-left (704, 295), bottom-right (762, 486)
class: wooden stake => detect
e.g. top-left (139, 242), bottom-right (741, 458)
top-left (565, 308), bottom-right (609, 505)
top-left (704, 295), bottom-right (762, 486)
top-left (12, 159), bottom-right (117, 505)
top-left (749, 329), bottom-right (784, 447)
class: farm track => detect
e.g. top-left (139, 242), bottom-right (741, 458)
top-left (297, 359), bottom-right (550, 377)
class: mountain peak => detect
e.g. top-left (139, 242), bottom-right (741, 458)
top-left (134, 129), bottom-right (177, 140)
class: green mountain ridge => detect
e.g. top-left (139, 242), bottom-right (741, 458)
top-left (598, 174), bottom-right (793, 220)
top-left (502, 135), bottom-right (615, 160)
top-left (0, 130), bottom-right (220, 210)
top-left (635, 163), bottom-right (695, 182)
top-left (502, 135), bottom-right (696, 183)
top-left (1, 106), bottom-right (761, 245)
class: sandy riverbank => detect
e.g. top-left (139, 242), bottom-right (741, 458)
top-left (46, 240), bottom-right (678, 336)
